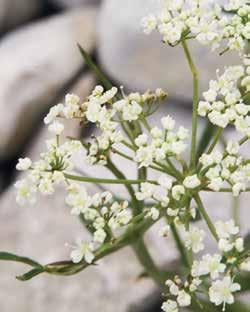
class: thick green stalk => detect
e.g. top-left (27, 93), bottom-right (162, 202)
top-left (182, 40), bottom-right (199, 170)
top-left (133, 238), bottom-right (166, 286)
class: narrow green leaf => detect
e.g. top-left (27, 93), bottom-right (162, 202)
top-left (16, 267), bottom-right (45, 281)
top-left (196, 121), bottom-right (215, 161)
top-left (77, 43), bottom-right (113, 90)
top-left (0, 252), bottom-right (42, 268)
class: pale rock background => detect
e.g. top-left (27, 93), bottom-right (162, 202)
top-left (0, 8), bottom-right (96, 159)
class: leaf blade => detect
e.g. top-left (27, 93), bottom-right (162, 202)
top-left (0, 252), bottom-right (42, 268)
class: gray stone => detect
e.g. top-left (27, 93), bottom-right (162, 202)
top-left (0, 0), bottom-right (41, 32)
top-left (51, 0), bottom-right (101, 9)
top-left (0, 8), bottom-right (97, 159)
top-left (98, 0), bottom-right (240, 103)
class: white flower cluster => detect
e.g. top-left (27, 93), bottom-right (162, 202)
top-left (215, 219), bottom-right (244, 253)
top-left (136, 174), bottom-right (201, 224)
top-left (135, 115), bottom-right (189, 168)
top-left (200, 140), bottom-right (250, 195)
top-left (67, 185), bottom-right (132, 264)
top-left (162, 219), bottom-right (245, 311)
top-left (15, 139), bottom-right (82, 206)
top-left (84, 88), bottom-right (167, 166)
top-left (142, 0), bottom-right (250, 52)
top-left (198, 64), bottom-right (250, 131)
top-left (183, 226), bottom-right (205, 253)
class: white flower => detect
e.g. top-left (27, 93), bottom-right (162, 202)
top-left (218, 238), bottom-right (234, 252)
top-left (232, 182), bottom-right (246, 197)
top-left (209, 277), bottom-right (240, 310)
top-left (93, 229), bottom-right (107, 244)
top-left (235, 237), bottom-right (244, 252)
top-left (203, 89), bottom-right (217, 102)
top-left (70, 240), bottom-right (95, 264)
top-left (208, 177), bottom-right (224, 192)
top-left (65, 93), bottom-right (80, 106)
top-left (215, 220), bottom-right (239, 239)
top-left (15, 179), bottom-right (37, 206)
top-left (66, 183), bottom-right (91, 215)
top-left (183, 174), bottom-right (201, 189)
top-left (153, 186), bottom-right (169, 206)
top-left (115, 209), bottom-right (132, 226)
top-left (38, 177), bottom-right (54, 195)
top-left (177, 126), bottom-right (189, 140)
top-left (167, 207), bottom-right (179, 217)
top-left (192, 254), bottom-right (226, 280)
top-left (184, 227), bottom-right (205, 253)
top-left (161, 300), bottom-right (178, 312)
top-left (141, 14), bottom-right (157, 34)
top-left (166, 280), bottom-right (179, 296)
top-left (48, 120), bottom-right (65, 135)
top-left (172, 185), bottom-right (185, 200)
top-left (161, 115), bottom-right (175, 130)
top-left (44, 103), bottom-right (64, 124)
top-left (136, 182), bottom-right (156, 201)
top-left (122, 100), bottom-right (142, 121)
top-left (16, 157), bottom-right (32, 171)
top-left (198, 101), bottom-right (211, 116)
top-left (158, 175), bottom-right (173, 189)
top-left (189, 277), bottom-right (202, 292)
top-left (171, 141), bottom-right (187, 155)
top-left (135, 146), bottom-right (154, 167)
top-left (226, 141), bottom-right (239, 155)
top-left (177, 290), bottom-right (191, 307)
top-left (147, 207), bottom-right (160, 221)
top-left (159, 225), bottom-right (170, 237)
top-left (53, 171), bottom-right (65, 184)
top-left (135, 134), bottom-right (148, 147)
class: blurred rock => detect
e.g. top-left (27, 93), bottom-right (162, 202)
top-left (51, 0), bottom-right (101, 8)
top-left (98, 0), bottom-right (240, 102)
top-left (0, 8), bottom-right (97, 160)
top-left (0, 0), bottom-right (41, 33)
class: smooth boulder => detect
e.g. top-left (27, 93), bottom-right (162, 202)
top-left (0, 8), bottom-right (97, 159)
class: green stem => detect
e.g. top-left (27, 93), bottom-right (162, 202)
top-left (206, 127), bottom-right (223, 154)
top-left (203, 187), bottom-right (250, 193)
top-left (239, 135), bottom-right (248, 146)
top-left (166, 158), bottom-right (183, 180)
top-left (64, 173), bottom-right (156, 186)
top-left (170, 223), bottom-right (190, 269)
top-left (232, 196), bottom-right (240, 228)
top-left (182, 40), bottom-right (199, 170)
top-left (133, 238), bottom-right (166, 286)
top-left (194, 194), bottom-right (219, 241)
top-left (141, 117), bottom-right (151, 132)
top-left (106, 158), bottom-right (141, 215)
